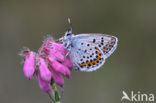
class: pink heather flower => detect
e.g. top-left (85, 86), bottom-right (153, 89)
top-left (52, 43), bottom-right (68, 55)
top-left (48, 56), bottom-right (70, 78)
top-left (63, 57), bottom-right (73, 70)
top-left (38, 57), bottom-right (51, 82)
top-left (51, 69), bottom-right (64, 87)
top-left (37, 72), bottom-right (51, 94)
top-left (43, 48), bottom-right (65, 62)
top-left (23, 51), bottom-right (35, 80)
top-left (20, 36), bottom-right (73, 93)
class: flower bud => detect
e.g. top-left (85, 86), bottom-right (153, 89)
top-left (37, 73), bottom-right (51, 94)
top-left (43, 48), bottom-right (65, 62)
top-left (52, 43), bottom-right (68, 55)
top-left (39, 58), bottom-right (51, 82)
top-left (52, 69), bottom-right (64, 87)
top-left (23, 51), bottom-right (35, 80)
top-left (48, 56), bottom-right (70, 78)
top-left (63, 57), bottom-right (73, 70)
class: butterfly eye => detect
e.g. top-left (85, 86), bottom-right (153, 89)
top-left (65, 29), bottom-right (72, 36)
top-left (66, 33), bottom-right (71, 36)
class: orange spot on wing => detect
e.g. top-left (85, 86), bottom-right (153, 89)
top-left (92, 51), bottom-right (101, 65)
top-left (80, 50), bottom-right (102, 68)
top-left (86, 61), bottom-right (91, 66)
top-left (80, 63), bottom-right (86, 67)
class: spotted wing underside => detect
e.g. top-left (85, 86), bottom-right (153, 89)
top-left (69, 42), bottom-right (105, 72)
top-left (74, 33), bottom-right (118, 58)
top-left (69, 33), bottom-right (118, 72)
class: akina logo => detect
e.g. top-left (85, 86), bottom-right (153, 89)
top-left (121, 91), bottom-right (154, 102)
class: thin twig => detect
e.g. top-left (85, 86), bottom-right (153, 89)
top-left (48, 94), bottom-right (56, 103)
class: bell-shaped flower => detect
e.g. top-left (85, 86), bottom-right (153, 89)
top-left (38, 57), bottom-right (51, 82)
top-left (43, 48), bottom-right (65, 62)
top-left (48, 56), bottom-right (70, 78)
top-left (51, 43), bottom-right (68, 55)
top-left (37, 72), bottom-right (51, 94)
top-left (23, 51), bottom-right (35, 80)
top-left (51, 69), bottom-right (64, 87)
top-left (63, 57), bottom-right (73, 70)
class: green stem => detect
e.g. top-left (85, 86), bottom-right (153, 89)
top-left (51, 79), bottom-right (61, 103)
top-left (48, 94), bottom-right (56, 103)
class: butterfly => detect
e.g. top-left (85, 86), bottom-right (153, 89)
top-left (59, 19), bottom-right (118, 72)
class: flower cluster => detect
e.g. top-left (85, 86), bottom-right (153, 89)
top-left (20, 36), bottom-right (72, 94)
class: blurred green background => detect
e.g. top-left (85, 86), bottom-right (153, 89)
top-left (0, 0), bottom-right (156, 103)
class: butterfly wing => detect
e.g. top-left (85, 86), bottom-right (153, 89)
top-left (69, 33), bottom-right (118, 72)
top-left (69, 39), bottom-right (105, 72)
top-left (74, 33), bottom-right (118, 58)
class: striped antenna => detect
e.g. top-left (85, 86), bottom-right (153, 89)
top-left (68, 18), bottom-right (72, 32)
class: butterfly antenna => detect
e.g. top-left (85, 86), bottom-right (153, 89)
top-left (68, 17), bottom-right (72, 32)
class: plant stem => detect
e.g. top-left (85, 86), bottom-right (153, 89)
top-left (51, 79), bottom-right (61, 103)
top-left (48, 94), bottom-right (56, 103)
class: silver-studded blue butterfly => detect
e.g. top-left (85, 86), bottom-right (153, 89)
top-left (59, 19), bottom-right (118, 72)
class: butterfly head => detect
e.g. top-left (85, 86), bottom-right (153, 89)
top-left (64, 29), bottom-right (73, 39)
top-left (58, 18), bottom-right (74, 50)
top-left (59, 29), bottom-right (74, 50)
